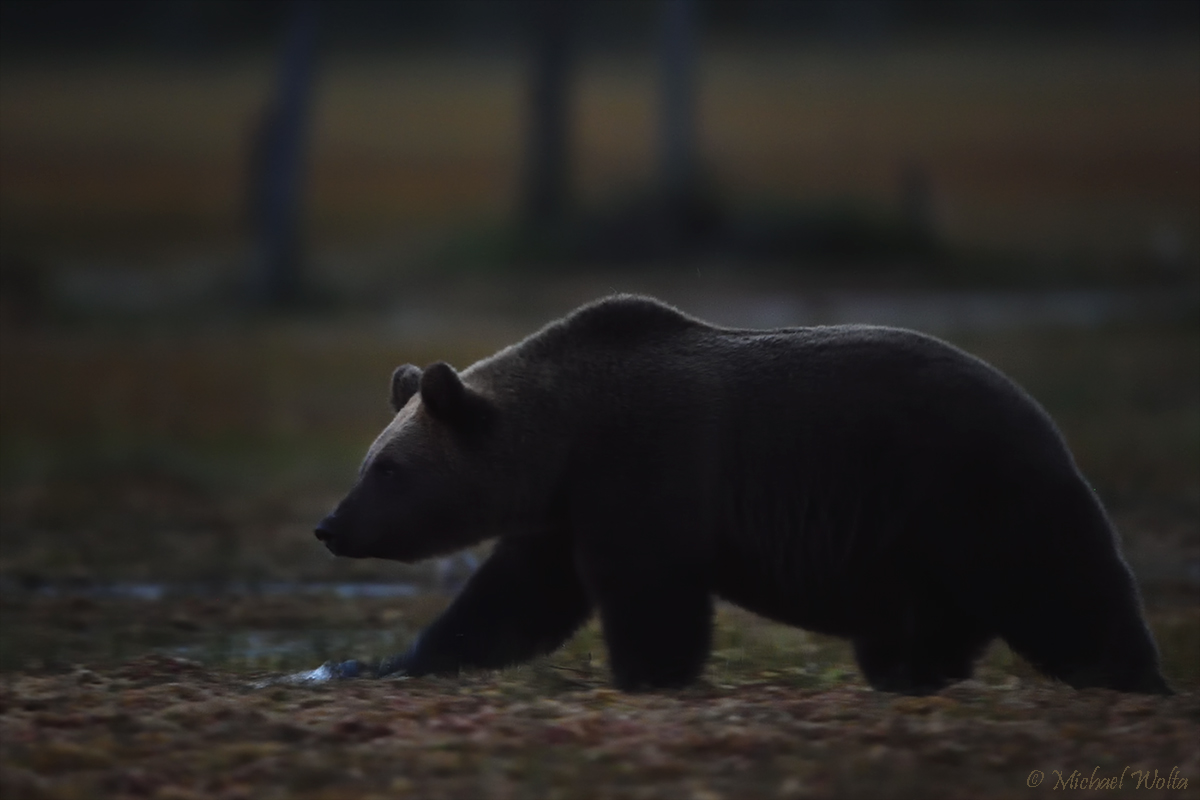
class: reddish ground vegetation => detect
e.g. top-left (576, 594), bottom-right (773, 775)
top-left (1, 654), bottom-right (1197, 800)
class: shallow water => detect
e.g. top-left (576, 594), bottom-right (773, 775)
top-left (171, 628), bottom-right (412, 675)
top-left (0, 584), bottom-right (439, 674)
top-left (4, 580), bottom-right (423, 602)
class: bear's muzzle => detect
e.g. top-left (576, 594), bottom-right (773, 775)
top-left (314, 515), bottom-right (347, 556)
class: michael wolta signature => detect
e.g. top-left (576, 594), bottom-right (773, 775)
top-left (1026, 766), bottom-right (1188, 790)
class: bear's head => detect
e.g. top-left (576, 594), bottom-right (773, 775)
top-left (314, 361), bottom-right (511, 562)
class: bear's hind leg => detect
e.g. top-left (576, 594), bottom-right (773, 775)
top-left (853, 600), bottom-right (992, 695)
top-left (980, 482), bottom-right (1170, 694)
top-left (996, 589), bottom-right (1170, 694)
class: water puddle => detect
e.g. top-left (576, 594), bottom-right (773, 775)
top-left (1, 580), bottom-right (423, 601)
top-left (167, 627), bottom-right (413, 677)
top-left (0, 580), bottom-right (434, 673)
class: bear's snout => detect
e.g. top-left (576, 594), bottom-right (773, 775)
top-left (314, 514), bottom-right (345, 555)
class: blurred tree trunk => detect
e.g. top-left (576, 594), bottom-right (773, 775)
top-left (659, 0), bottom-right (697, 252)
top-left (249, 0), bottom-right (319, 307)
top-left (521, 0), bottom-right (573, 235)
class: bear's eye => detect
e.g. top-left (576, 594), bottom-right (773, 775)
top-left (373, 460), bottom-right (400, 479)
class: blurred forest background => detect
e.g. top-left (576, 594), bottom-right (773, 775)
top-left (0, 0), bottom-right (1197, 680)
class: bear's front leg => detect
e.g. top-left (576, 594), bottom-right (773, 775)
top-left (574, 518), bottom-right (715, 690)
top-left (588, 570), bottom-right (713, 691)
top-left (571, 440), bottom-right (719, 691)
top-left (377, 531), bottom-right (592, 678)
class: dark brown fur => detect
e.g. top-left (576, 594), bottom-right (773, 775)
top-left (316, 295), bottom-right (1169, 694)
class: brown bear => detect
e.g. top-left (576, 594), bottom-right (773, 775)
top-left (314, 295), bottom-right (1169, 694)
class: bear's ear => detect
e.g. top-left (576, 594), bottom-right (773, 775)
top-left (390, 364), bottom-right (422, 413)
top-left (419, 361), bottom-right (493, 433)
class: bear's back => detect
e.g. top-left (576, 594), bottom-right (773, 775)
top-left (705, 323), bottom-right (1066, 474)
top-left (546, 298), bottom-right (1046, 441)
top-left (489, 295), bottom-right (1067, 476)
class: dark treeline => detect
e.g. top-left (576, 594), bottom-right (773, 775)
top-left (2, 0), bottom-right (1198, 57)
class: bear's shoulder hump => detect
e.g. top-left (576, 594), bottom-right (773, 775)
top-left (557, 295), bottom-right (705, 340)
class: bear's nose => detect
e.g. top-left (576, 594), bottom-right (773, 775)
top-left (314, 517), bottom-right (338, 543)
